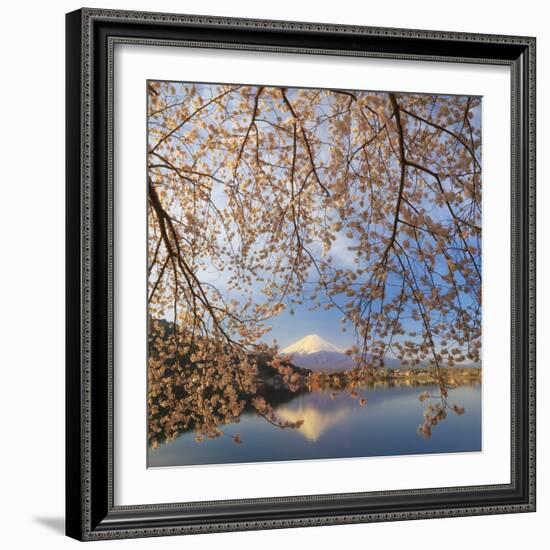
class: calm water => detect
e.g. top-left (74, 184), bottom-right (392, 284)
top-left (148, 383), bottom-right (481, 468)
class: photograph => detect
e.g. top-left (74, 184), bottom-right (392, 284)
top-left (146, 80), bottom-right (483, 468)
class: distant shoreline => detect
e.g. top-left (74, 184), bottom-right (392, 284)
top-left (309, 366), bottom-right (481, 388)
top-left (259, 363), bottom-right (481, 395)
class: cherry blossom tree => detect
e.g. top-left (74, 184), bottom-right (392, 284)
top-left (147, 81), bottom-right (481, 446)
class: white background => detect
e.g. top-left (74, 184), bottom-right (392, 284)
top-left (0, 0), bottom-right (546, 549)
top-left (116, 45), bottom-right (511, 505)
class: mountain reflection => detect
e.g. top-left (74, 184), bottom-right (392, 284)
top-left (275, 392), bottom-right (356, 442)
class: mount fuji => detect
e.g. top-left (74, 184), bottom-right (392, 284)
top-left (280, 334), bottom-right (354, 372)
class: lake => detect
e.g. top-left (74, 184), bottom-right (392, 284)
top-left (148, 383), bottom-right (481, 468)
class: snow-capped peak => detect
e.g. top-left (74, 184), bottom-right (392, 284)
top-left (281, 334), bottom-right (344, 355)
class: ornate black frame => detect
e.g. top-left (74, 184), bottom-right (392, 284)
top-left (66, 8), bottom-right (536, 541)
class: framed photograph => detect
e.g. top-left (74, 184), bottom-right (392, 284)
top-left (66, 8), bottom-right (536, 541)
